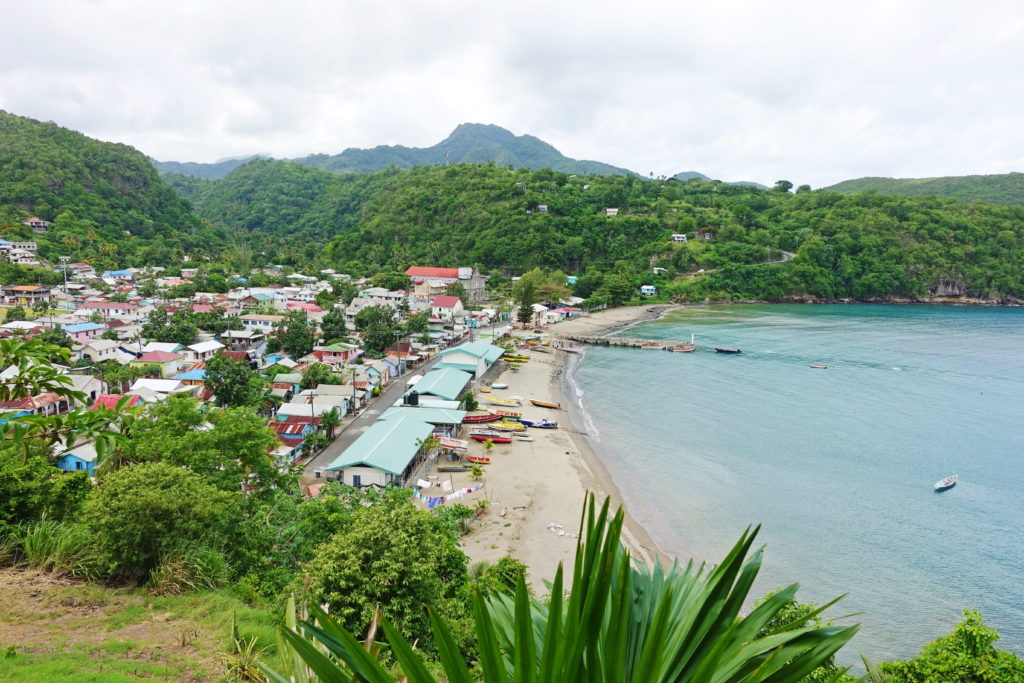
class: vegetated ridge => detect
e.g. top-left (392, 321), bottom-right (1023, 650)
top-left (823, 172), bottom-right (1024, 206)
top-left (0, 110), bottom-right (226, 271)
top-left (176, 158), bottom-right (1024, 303)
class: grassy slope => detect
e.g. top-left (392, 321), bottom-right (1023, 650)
top-left (823, 172), bottom-right (1024, 205)
top-left (0, 569), bottom-right (279, 682)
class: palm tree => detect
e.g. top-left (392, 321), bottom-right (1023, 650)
top-left (262, 495), bottom-right (858, 682)
top-left (320, 407), bottom-right (341, 439)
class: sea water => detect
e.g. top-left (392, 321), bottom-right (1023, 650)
top-left (565, 304), bottom-right (1024, 664)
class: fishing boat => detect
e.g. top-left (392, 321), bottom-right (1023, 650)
top-left (463, 413), bottom-right (501, 424)
top-left (469, 433), bottom-right (513, 444)
top-left (487, 396), bottom-right (522, 407)
top-left (530, 399), bottom-right (561, 409)
top-left (521, 418), bottom-right (558, 429)
top-left (437, 466), bottom-right (469, 473)
top-left (492, 421), bottom-right (527, 432)
top-left (467, 455), bottom-right (492, 464)
top-left (715, 347), bottom-right (742, 354)
top-left (488, 408), bottom-right (522, 420)
top-left (641, 344), bottom-right (664, 350)
top-left (671, 345), bottom-right (695, 352)
top-left (934, 474), bottom-right (958, 492)
top-left (502, 354), bottom-right (530, 363)
top-left (491, 383), bottom-right (509, 390)
top-left (810, 364), bottom-right (828, 369)
top-left (530, 346), bottom-right (553, 353)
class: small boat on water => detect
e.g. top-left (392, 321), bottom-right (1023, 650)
top-left (487, 396), bottom-right (522, 407)
top-left (521, 418), bottom-right (558, 429)
top-left (437, 466), bottom-right (469, 473)
top-left (530, 399), bottom-right (561, 409)
top-left (641, 344), bottom-right (664, 350)
top-left (463, 413), bottom-right (501, 424)
top-left (810, 364), bottom-right (828, 369)
top-left (934, 474), bottom-right (958, 492)
top-left (671, 345), bottom-right (695, 352)
top-left (715, 347), bottom-right (742, 354)
top-left (467, 455), bottom-right (491, 464)
top-left (470, 432), bottom-right (513, 444)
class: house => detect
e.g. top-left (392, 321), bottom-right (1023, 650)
top-left (3, 285), bottom-right (52, 306)
top-left (0, 392), bottom-right (70, 417)
top-left (697, 227), bottom-right (715, 240)
top-left (277, 395), bottom-right (347, 420)
top-left (129, 378), bottom-right (190, 401)
top-left (312, 342), bottom-right (360, 365)
top-left (671, 233), bottom-right (688, 243)
top-left (80, 301), bottom-right (141, 319)
top-left (404, 266), bottom-right (487, 302)
top-left (141, 342), bottom-right (183, 355)
top-left (640, 285), bottom-right (657, 297)
top-left (90, 394), bottom-right (143, 411)
top-left (5, 249), bottom-right (40, 266)
top-left (239, 292), bottom-right (281, 310)
top-left (361, 287), bottom-right (406, 307)
top-left (172, 367), bottom-right (207, 386)
top-left (325, 413), bottom-right (436, 488)
top-left (410, 367), bottom-right (472, 402)
top-left (430, 295), bottom-right (464, 321)
top-left (186, 340), bottom-right (224, 363)
top-left (57, 441), bottom-right (98, 476)
top-left (239, 313), bottom-right (285, 332)
top-left (66, 262), bottom-right (97, 279)
top-left (81, 339), bottom-right (120, 364)
top-left (434, 341), bottom-right (503, 377)
top-left (62, 322), bottom-right (105, 342)
top-left (605, 208), bottom-right (620, 217)
top-left (130, 351), bottom-right (183, 377)
top-left (269, 420), bottom-right (314, 462)
top-left (220, 329), bottom-right (265, 351)
top-left (344, 297), bottom-right (395, 328)
top-left (23, 217), bottom-right (50, 233)
top-left (102, 270), bottom-right (134, 282)
top-left (379, 406), bottom-right (467, 436)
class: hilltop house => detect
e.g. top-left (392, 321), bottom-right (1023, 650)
top-left (404, 266), bottom-right (487, 302)
top-left (23, 217), bottom-right (50, 233)
top-left (3, 285), bottom-right (51, 306)
top-left (430, 295), bottom-right (464, 321)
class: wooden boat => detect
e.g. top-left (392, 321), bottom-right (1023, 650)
top-left (503, 355), bottom-right (530, 363)
top-left (530, 346), bottom-right (553, 353)
top-left (492, 421), bottom-right (527, 432)
top-left (487, 396), bottom-right (522, 407)
top-left (491, 383), bottom-right (509, 390)
top-left (470, 433), bottom-right (513, 444)
top-left (488, 408), bottom-right (522, 420)
top-left (810, 364), bottom-right (828, 369)
top-left (467, 455), bottom-right (492, 464)
top-left (437, 466), bottom-right (469, 473)
top-left (521, 418), bottom-right (558, 429)
top-left (641, 344), bottom-right (664, 350)
top-left (530, 399), bottom-right (561, 409)
top-left (463, 413), bottom-right (501, 424)
top-left (934, 474), bottom-right (958, 492)
top-left (671, 345), bottom-right (695, 352)
top-left (479, 388), bottom-right (492, 393)
top-left (715, 347), bottom-right (742, 354)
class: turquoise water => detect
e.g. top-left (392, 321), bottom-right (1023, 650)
top-left (565, 304), bottom-right (1024, 664)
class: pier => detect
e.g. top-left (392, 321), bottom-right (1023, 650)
top-left (556, 334), bottom-right (695, 350)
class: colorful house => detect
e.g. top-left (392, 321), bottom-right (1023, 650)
top-left (62, 322), bottom-right (105, 342)
top-left (130, 350), bottom-right (183, 377)
top-left (57, 441), bottom-right (98, 476)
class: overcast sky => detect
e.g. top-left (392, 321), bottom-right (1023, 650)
top-left (3, 1), bottom-right (1022, 186)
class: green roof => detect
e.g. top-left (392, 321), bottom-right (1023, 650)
top-left (379, 406), bottom-right (467, 425)
top-left (435, 361), bottom-right (478, 373)
top-left (438, 341), bottom-right (504, 365)
top-left (274, 372), bottom-right (303, 384)
top-left (325, 414), bottom-right (435, 475)
top-left (413, 367), bottom-right (472, 401)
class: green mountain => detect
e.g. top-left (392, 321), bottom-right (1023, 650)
top-left (0, 110), bottom-right (222, 271)
top-left (823, 172), bottom-right (1024, 205)
top-left (154, 124), bottom-right (636, 179)
top-left (179, 158), bottom-right (1024, 302)
top-left (673, 171), bottom-right (768, 189)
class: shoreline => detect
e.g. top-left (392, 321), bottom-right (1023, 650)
top-left (453, 305), bottom-right (676, 588)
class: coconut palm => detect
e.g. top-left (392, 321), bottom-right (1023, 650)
top-left (262, 494), bottom-right (858, 682)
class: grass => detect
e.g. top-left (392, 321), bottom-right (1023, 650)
top-left (0, 568), bottom-right (282, 680)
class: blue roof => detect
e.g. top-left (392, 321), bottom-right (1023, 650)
top-left (63, 322), bottom-right (105, 333)
top-left (104, 270), bottom-right (132, 277)
top-left (172, 369), bottom-right (207, 381)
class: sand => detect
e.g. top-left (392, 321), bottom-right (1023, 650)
top-left (421, 306), bottom-right (676, 591)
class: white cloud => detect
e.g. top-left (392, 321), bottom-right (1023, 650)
top-left (1, 0), bottom-right (1022, 186)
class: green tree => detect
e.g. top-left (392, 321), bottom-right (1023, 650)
top-left (205, 352), bottom-right (268, 407)
top-left (331, 280), bottom-right (359, 305)
top-left (320, 407), bottom-right (341, 438)
top-left (301, 362), bottom-right (343, 390)
top-left (319, 307), bottom-right (348, 342)
top-left (6, 305), bottom-right (27, 322)
top-left (880, 609), bottom-right (1024, 682)
top-left (302, 494), bottom-right (472, 654)
top-left (444, 280), bottom-right (467, 299)
top-left (774, 179), bottom-right (794, 192)
top-left (515, 280), bottom-right (537, 325)
top-left (84, 461), bottom-right (238, 580)
top-left (36, 326), bottom-right (73, 352)
top-left (273, 310), bottom-right (316, 358)
top-left (141, 307), bottom-right (197, 346)
top-left (370, 271), bottom-right (411, 291)
top-left (0, 441), bottom-right (91, 524)
top-left (354, 304), bottom-right (400, 355)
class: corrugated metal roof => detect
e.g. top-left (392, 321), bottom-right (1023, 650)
top-left (412, 367), bottom-right (472, 401)
top-left (379, 406), bottom-right (467, 425)
top-left (326, 414), bottom-right (435, 475)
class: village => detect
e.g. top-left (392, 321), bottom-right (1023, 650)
top-left (0, 249), bottom-right (589, 501)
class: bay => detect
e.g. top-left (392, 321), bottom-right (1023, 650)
top-left (565, 304), bottom-right (1024, 664)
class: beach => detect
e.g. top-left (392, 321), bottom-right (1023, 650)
top-left (426, 306), bottom-right (675, 591)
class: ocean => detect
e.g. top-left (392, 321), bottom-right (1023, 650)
top-left (564, 304), bottom-right (1024, 664)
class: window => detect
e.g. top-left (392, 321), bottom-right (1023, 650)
top-left (75, 462), bottom-right (83, 470)
top-left (352, 474), bottom-right (362, 487)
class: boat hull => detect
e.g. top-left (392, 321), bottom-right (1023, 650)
top-left (715, 348), bottom-right (742, 354)
top-left (463, 413), bottom-right (501, 424)
top-left (530, 399), bottom-right (560, 409)
top-left (470, 433), bottom-right (513, 444)
top-left (467, 456), bottom-right (491, 464)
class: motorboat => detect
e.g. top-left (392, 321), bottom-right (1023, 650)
top-left (934, 475), bottom-right (958, 492)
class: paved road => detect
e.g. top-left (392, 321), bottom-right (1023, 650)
top-left (302, 353), bottom-right (443, 478)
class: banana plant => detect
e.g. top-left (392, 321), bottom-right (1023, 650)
top-left (262, 494), bottom-right (858, 682)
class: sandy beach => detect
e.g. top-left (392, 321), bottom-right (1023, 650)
top-left (421, 306), bottom-right (676, 591)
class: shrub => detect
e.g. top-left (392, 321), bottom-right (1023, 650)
top-left (2, 519), bottom-right (103, 580)
top-left (148, 542), bottom-right (231, 595)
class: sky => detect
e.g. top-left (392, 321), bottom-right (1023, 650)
top-left (2, 1), bottom-right (1023, 187)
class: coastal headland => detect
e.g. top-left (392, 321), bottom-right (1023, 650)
top-left (445, 306), bottom-right (677, 590)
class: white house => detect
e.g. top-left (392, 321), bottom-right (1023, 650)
top-left (186, 340), bottom-right (225, 363)
top-left (430, 295), bottom-right (464, 320)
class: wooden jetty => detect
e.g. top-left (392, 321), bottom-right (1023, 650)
top-left (557, 334), bottom-right (695, 351)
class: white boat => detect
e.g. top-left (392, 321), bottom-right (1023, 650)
top-left (491, 383), bottom-right (509, 390)
top-left (513, 433), bottom-right (535, 442)
top-left (934, 474), bottom-right (958, 492)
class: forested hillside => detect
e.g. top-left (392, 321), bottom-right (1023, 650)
top-left (0, 111), bottom-right (225, 270)
top-left (824, 172), bottom-right (1024, 206)
top-left (182, 159), bottom-right (1024, 302)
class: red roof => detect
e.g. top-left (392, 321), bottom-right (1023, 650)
top-left (282, 415), bottom-right (321, 425)
top-left (192, 304), bottom-right (214, 313)
top-left (405, 266), bottom-right (460, 278)
top-left (431, 295), bottom-right (462, 308)
top-left (82, 301), bottom-right (140, 310)
top-left (219, 351), bottom-right (248, 361)
top-left (287, 302), bottom-right (323, 312)
top-left (0, 393), bottom-right (64, 410)
top-left (91, 394), bottom-right (142, 410)
top-left (135, 351), bottom-right (182, 363)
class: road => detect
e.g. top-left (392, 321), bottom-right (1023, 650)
top-left (301, 353), bottom-right (443, 479)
